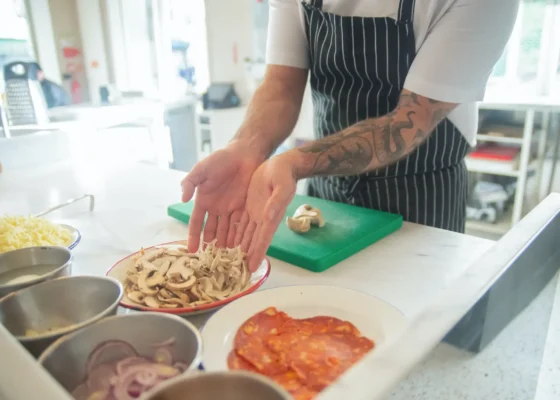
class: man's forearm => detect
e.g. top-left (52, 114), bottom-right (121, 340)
top-left (287, 90), bottom-right (457, 179)
top-left (233, 66), bottom-right (308, 161)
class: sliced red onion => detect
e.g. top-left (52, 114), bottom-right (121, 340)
top-left (126, 382), bottom-right (145, 398)
top-left (153, 347), bottom-right (173, 365)
top-left (86, 341), bottom-right (137, 376)
top-left (72, 338), bottom-right (184, 400)
top-left (86, 388), bottom-right (110, 400)
top-left (115, 357), bottom-right (150, 375)
top-left (173, 362), bottom-right (189, 372)
top-left (149, 337), bottom-right (175, 347)
top-left (71, 383), bottom-right (89, 400)
top-left (87, 362), bottom-right (117, 393)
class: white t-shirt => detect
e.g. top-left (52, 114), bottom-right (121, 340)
top-left (266, 0), bottom-right (519, 146)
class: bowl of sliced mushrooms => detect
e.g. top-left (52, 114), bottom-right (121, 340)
top-left (106, 241), bottom-right (271, 316)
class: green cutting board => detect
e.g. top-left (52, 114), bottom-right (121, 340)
top-left (167, 195), bottom-right (402, 272)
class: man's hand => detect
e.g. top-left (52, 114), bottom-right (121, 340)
top-left (181, 141), bottom-right (264, 252)
top-left (235, 153), bottom-right (298, 271)
top-left (236, 90), bottom-right (457, 268)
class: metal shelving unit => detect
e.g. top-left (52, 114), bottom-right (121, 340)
top-left (466, 105), bottom-right (558, 236)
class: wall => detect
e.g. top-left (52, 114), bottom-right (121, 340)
top-left (24, 0), bottom-right (60, 83)
top-left (76, 0), bottom-right (110, 103)
top-left (204, 0), bottom-right (253, 103)
top-left (203, 0), bottom-right (314, 142)
top-left (48, 0), bottom-right (89, 100)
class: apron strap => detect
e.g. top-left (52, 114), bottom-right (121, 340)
top-left (398, 0), bottom-right (415, 23)
top-left (309, 0), bottom-right (323, 9)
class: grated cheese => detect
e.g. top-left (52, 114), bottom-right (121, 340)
top-left (0, 216), bottom-right (73, 253)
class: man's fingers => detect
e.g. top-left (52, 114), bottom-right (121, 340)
top-left (247, 223), bottom-right (262, 259)
top-left (226, 210), bottom-right (243, 248)
top-left (215, 213), bottom-right (231, 248)
top-left (248, 189), bottom-right (292, 271)
top-left (181, 166), bottom-right (204, 203)
top-left (187, 204), bottom-right (206, 252)
top-left (202, 214), bottom-right (219, 244)
top-left (234, 211), bottom-right (250, 247)
top-left (241, 221), bottom-right (257, 253)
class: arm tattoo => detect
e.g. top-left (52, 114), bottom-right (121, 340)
top-left (295, 90), bottom-right (456, 178)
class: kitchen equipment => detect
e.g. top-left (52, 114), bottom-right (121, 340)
top-left (3, 61), bottom-right (50, 126)
top-left (105, 240), bottom-right (271, 316)
top-left (201, 83), bottom-right (240, 110)
top-left (34, 194), bottom-right (95, 217)
top-left (0, 276), bottom-right (123, 357)
top-left (168, 194), bottom-right (403, 272)
top-left (201, 285), bottom-right (406, 372)
top-left (38, 313), bottom-right (202, 395)
top-left (0, 220), bottom-right (81, 254)
top-left (0, 246), bottom-right (72, 298)
top-left (146, 371), bottom-right (291, 400)
top-left (195, 107), bottom-right (247, 161)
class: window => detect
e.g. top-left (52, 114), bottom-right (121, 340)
top-left (489, 0), bottom-right (560, 97)
top-left (0, 0), bottom-right (35, 88)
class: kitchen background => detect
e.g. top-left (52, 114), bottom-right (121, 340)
top-left (0, 0), bottom-right (559, 241)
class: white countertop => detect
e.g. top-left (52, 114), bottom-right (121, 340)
top-left (0, 160), bottom-right (500, 398)
top-left (0, 161), bottom-right (493, 319)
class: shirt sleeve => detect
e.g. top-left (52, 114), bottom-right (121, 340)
top-left (404, 0), bottom-right (520, 103)
top-left (266, 0), bottom-right (309, 69)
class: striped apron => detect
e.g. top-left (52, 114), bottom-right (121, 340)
top-left (303, 0), bottom-right (471, 233)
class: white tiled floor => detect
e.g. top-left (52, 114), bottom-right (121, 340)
top-left (388, 274), bottom-right (559, 400)
top-left (452, 158), bottom-right (560, 400)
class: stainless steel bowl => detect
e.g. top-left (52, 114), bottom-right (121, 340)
top-left (145, 371), bottom-right (292, 400)
top-left (0, 246), bottom-right (72, 298)
top-left (0, 275), bottom-right (123, 357)
top-left (38, 312), bottom-right (202, 396)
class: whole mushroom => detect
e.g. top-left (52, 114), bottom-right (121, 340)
top-left (286, 204), bottom-right (326, 234)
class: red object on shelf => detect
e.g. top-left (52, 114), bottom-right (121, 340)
top-left (469, 145), bottom-right (520, 161)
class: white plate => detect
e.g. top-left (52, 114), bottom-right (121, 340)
top-left (201, 285), bottom-right (407, 371)
top-left (106, 240), bottom-right (271, 317)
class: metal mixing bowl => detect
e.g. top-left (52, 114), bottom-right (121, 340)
top-left (145, 371), bottom-right (292, 400)
top-left (38, 312), bottom-right (202, 396)
top-left (0, 246), bottom-right (72, 298)
top-left (0, 275), bottom-right (123, 357)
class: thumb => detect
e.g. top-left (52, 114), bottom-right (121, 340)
top-left (181, 165), bottom-right (205, 203)
top-left (264, 186), bottom-right (294, 223)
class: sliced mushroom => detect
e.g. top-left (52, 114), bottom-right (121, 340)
top-left (135, 249), bottom-right (165, 267)
top-left (144, 296), bottom-right (161, 308)
top-left (198, 277), bottom-right (213, 293)
top-left (168, 289), bottom-right (191, 304)
top-left (140, 260), bottom-right (158, 271)
top-left (125, 240), bottom-right (252, 309)
top-left (126, 274), bottom-right (139, 285)
top-left (161, 298), bottom-right (186, 307)
top-left (138, 270), bottom-right (159, 295)
top-left (161, 303), bottom-right (180, 308)
top-left (286, 216), bottom-right (312, 233)
top-left (166, 275), bottom-right (196, 290)
top-left (126, 290), bottom-right (145, 305)
top-left (189, 284), bottom-right (202, 300)
top-left (157, 260), bottom-right (172, 276)
top-left (162, 247), bottom-right (189, 257)
top-left (167, 257), bottom-right (194, 280)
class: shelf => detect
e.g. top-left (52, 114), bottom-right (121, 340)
top-left (465, 157), bottom-right (520, 177)
top-left (476, 134), bottom-right (523, 145)
top-left (466, 209), bottom-right (513, 236)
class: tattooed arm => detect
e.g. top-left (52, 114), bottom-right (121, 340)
top-left (289, 89), bottom-right (457, 179)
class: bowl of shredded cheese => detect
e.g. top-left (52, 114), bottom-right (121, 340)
top-left (0, 216), bottom-right (81, 254)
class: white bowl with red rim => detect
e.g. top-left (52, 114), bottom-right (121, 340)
top-left (105, 241), bottom-right (271, 316)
